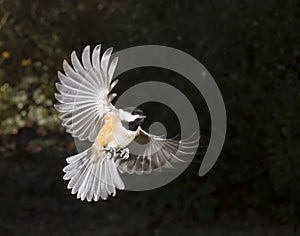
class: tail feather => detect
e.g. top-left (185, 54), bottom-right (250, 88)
top-left (63, 146), bottom-right (125, 201)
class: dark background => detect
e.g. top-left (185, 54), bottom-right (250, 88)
top-left (0, 0), bottom-right (299, 235)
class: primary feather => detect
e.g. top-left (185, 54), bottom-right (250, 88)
top-left (55, 45), bottom-right (119, 142)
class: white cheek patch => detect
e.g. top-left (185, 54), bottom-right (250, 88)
top-left (119, 109), bottom-right (139, 122)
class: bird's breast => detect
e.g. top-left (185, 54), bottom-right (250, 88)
top-left (96, 114), bottom-right (136, 150)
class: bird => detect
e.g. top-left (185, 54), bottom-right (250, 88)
top-left (54, 44), bottom-right (196, 201)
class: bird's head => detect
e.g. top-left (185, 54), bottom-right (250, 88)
top-left (119, 107), bottom-right (146, 131)
top-left (129, 108), bottom-right (146, 131)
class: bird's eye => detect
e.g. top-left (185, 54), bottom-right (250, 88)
top-left (131, 108), bottom-right (144, 116)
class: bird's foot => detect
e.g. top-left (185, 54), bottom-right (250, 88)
top-left (101, 146), bottom-right (117, 159)
top-left (119, 148), bottom-right (130, 160)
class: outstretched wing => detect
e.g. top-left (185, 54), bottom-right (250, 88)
top-left (54, 45), bottom-right (119, 142)
top-left (117, 129), bottom-right (198, 175)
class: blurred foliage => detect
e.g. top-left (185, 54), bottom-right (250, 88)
top-left (0, 0), bottom-right (299, 228)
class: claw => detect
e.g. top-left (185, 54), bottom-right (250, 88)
top-left (120, 148), bottom-right (130, 160)
top-left (101, 146), bottom-right (117, 159)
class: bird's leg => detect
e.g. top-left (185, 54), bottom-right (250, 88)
top-left (119, 148), bottom-right (130, 160)
top-left (101, 146), bottom-right (117, 159)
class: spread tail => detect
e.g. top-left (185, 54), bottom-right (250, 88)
top-left (63, 146), bottom-right (125, 201)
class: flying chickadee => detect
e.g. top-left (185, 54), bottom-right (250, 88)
top-left (55, 45), bottom-right (195, 201)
